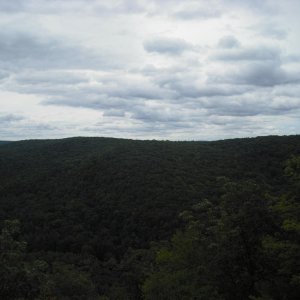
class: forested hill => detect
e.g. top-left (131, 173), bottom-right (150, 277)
top-left (0, 135), bottom-right (299, 253)
top-left (0, 135), bottom-right (300, 299)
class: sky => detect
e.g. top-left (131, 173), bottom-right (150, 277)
top-left (0, 0), bottom-right (300, 141)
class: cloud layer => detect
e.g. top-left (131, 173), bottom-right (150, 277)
top-left (0, 0), bottom-right (300, 140)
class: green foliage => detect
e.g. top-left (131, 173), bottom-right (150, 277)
top-left (38, 262), bottom-right (99, 300)
top-left (284, 155), bottom-right (300, 180)
top-left (260, 156), bottom-right (300, 300)
top-left (0, 136), bottom-right (300, 299)
top-left (143, 175), bottom-right (300, 300)
top-left (143, 181), bottom-right (270, 300)
top-left (0, 219), bottom-right (43, 299)
top-left (0, 221), bottom-right (100, 299)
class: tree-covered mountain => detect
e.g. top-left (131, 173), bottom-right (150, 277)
top-left (0, 141), bottom-right (11, 145)
top-left (0, 135), bottom-right (299, 299)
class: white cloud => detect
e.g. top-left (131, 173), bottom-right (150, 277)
top-left (0, 0), bottom-right (300, 140)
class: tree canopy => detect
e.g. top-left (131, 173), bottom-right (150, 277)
top-left (0, 135), bottom-right (299, 299)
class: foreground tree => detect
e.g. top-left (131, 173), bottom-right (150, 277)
top-left (0, 219), bottom-right (43, 299)
top-left (258, 156), bottom-right (300, 299)
top-left (0, 220), bottom-right (100, 300)
top-left (143, 180), bottom-right (268, 299)
top-left (143, 165), bottom-right (300, 300)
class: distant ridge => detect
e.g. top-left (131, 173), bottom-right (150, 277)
top-left (0, 141), bottom-right (12, 145)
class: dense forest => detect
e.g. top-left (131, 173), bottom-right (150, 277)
top-left (0, 135), bottom-right (299, 299)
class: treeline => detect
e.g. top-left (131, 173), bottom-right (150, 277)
top-left (0, 136), bottom-right (300, 299)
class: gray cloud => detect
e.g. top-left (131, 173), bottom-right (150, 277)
top-left (0, 70), bottom-right (10, 81)
top-left (103, 109), bottom-right (126, 117)
top-left (218, 36), bottom-right (240, 49)
top-left (14, 71), bottom-right (90, 85)
top-left (0, 0), bottom-right (145, 15)
top-left (3, 69), bottom-right (167, 107)
top-left (273, 84), bottom-right (300, 98)
top-left (0, 0), bottom-right (25, 13)
top-left (103, 80), bottom-right (171, 100)
top-left (143, 37), bottom-right (192, 55)
top-left (165, 81), bottom-right (249, 98)
top-left (283, 54), bottom-right (300, 63)
top-left (0, 120), bottom-right (59, 140)
top-left (0, 113), bottom-right (24, 123)
top-left (2, 71), bottom-right (91, 97)
top-left (257, 23), bottom-right (288, 39)
top-left (213, 46), bottom-right (281, 62)
top-left (204, 99), bottom-right (270, 117)
top-left (210, 43), bottom-right (300, 87)
top-left (225, 62), bottom-right (298, 87)
top-left (0, 29), bottom-right (118, 71)
top-left (0, 0), bottom-right (276, 17)
top-left (172, 6), bottom-right (221, 20)
top-left (223, 0), bottom-right (277, 14)
top-left (43, 93), bottom-right (138, 112)
top-left (132, 107), bottom-right (183, 123)
top-left (182, 93), bottom-right (300, 118)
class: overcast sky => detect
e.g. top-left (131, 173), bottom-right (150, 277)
top-left (0, 0), bottom-right (300, 140)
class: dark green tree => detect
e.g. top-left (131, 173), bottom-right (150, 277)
top-left (0, 219), bottom-right (45, 299)
top-left (143, 180), bottom-right (273, 300)
top-left (258, 156), bottom-right (300, 300)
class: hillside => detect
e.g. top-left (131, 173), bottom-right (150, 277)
top-left (0, 141), bottom-right (11, 145)
top-left (0, 135), bottom-right (300, 299)
top-left (0, 135), bottom-right (298, 250)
